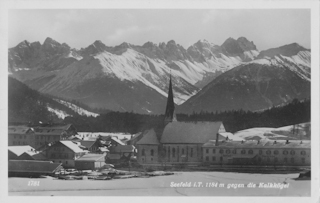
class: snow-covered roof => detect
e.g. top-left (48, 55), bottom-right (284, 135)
top-left (59, 141), bottom-right (86, 153)
top-left (8, 145), bottom-right (35, 156)
top-left (75, 154), bottom-right (105, 162)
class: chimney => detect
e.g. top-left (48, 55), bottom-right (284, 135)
top-left (274, 140), bottom-right (277, 144)
top-left (215, 133), bottom-right (219, 146)
top-left (241, 140), bottom-right (244, 144)
top-left (286, 140), bottom-right (289, 144)
top-left (257, 140), bottom-right (260, 144)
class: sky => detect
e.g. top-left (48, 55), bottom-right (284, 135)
top-left (8, 9), bottom-right (311, 51)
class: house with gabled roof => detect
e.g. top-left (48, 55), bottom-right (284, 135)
top-left (44, 141), bottom-right (88, 168)
top-left (8, 126), bottom-right (36, 148)
top-left (75, 153), bottom-right (107, 170)
top-left (8, 145), bottom-right (47, 161)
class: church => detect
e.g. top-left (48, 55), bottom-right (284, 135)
top-left (136, 76), bottom-right (228, 165)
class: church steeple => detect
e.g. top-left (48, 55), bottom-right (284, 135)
top-left (164, 74), bottom-right (177, 125)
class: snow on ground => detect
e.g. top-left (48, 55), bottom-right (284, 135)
top-left (47, 106), bottom-right (71, 119)
top-left (8, 172), bottom-right (309, 196)
top-left (53, 99), bottom-right (99, 117)
top-left (232, 122), bottom-right (310, 141)
top-left (77, 132), bottom-right (133, 140)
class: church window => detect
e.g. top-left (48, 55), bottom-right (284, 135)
top-left (151, 149), bottom-right (154, 156)
top-left (190, 148), bottom-right (193, 157)
top-left (274, 150), bottom-right (279, 155)
top-left (283, 150), bottom-right (288, 155)
top-left (248, 150), bottom-right (253, 154)
top-left (301, 151), bottom-right (306, 155)
top-left (241, 149), bottom-right (246, 154)
top-left (142, 149), bottom-right (145, 156)
top-left (226, 149), bottom-right (231, 154)
top-left (219, 149), bottom-right (224, 154)
top-left (172, 148), bottom-right (176, 157)
top-left (290, 150), bottom-right (295, 155)
top-left (212, 149), bottom-right (216, 154)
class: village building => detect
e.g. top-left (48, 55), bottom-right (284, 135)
top-left (8, 126), bottom-right (36, 147)
top-left (110, 145), bottom-right (136, 157)
top-left (44, 141), bottom-right (88, 168)
top-left (79, 140), bottom-right (102, 153)
top-left (74, 154), bottom-right (107, 170)
top-left (202, 139), bottom-right (311, 166)
top-left (8, 145), bottom-right (38, 160)
top-left (8, 124), bottom-right (77, 150)
top-left (8, 160), bottom-right (62, 177)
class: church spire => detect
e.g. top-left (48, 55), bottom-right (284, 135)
top-left (164, 74), bottom-right (177, 125)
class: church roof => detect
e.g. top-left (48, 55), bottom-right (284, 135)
top-left (137, 129), bottom-right (160, 145)
top-left (161, 121), bottom-right (223, 144)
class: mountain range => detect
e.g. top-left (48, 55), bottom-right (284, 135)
top-left (8, 37), bottom-right (310, 114)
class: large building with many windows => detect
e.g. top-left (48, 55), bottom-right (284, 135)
top-left (8, 124), bottom-right (77, 149)
top-left (202, 139), bottom-right (311, 166)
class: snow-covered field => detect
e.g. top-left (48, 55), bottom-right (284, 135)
top-left (8, 172), bottom-right (309, 196)
top-left (233, 122), bottom-right (310, 141)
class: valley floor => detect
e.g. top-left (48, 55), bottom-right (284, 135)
top-left (8, 171), bottom-right (310, 196)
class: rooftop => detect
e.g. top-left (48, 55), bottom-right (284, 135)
top-left (75, 154), bottom-right (105, 162)
top-left (8, 126), bottom-right (34, 134)
top-left (136, 129), bottom-right (160, 145)
top-left (161, 121), bottom-right (224, 144)
top-left (9, 160), bottom-right (62, 173)
top-left (59, 141), bottom-right (87, 153)
top-left (8, 145), bottom-right (36, 156)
